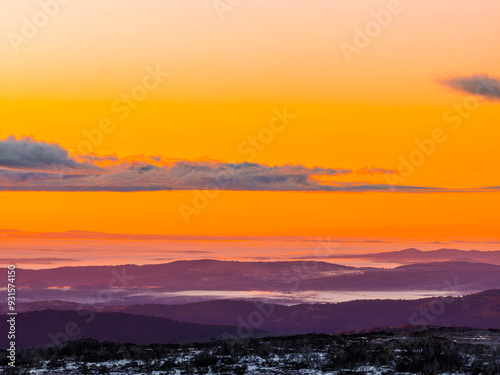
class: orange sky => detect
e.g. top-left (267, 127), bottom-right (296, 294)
top-left (0, 0), bottom-right (499, 241)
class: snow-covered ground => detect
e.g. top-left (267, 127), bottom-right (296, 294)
top-left (2, 330), bottom-right (500, 375)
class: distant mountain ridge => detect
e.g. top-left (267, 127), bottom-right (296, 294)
top-left (325, 248), bottom-right (500, 265)
top-left (8, 260), bottom-right (500, 304)
top-left (15, 259), bottom-right (355, 290)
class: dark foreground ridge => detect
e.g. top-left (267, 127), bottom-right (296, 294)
top-left (1, 328), bottom-right (500, 374)
top-left (0, 310), bottom-right (269, 349)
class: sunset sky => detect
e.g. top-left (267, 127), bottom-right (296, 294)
top-left (1, 0), bottom-right (499, 245)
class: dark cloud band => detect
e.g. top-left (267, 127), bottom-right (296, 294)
top-left (0, 136), bottom-right (439, 192)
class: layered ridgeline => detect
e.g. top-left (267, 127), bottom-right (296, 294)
top-left (3, 256), bottom-right (500, 349)
top-left (2, 289), bottom-right (500, 348)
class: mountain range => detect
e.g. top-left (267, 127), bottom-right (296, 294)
top-left (10, 259), bottom-right (500, 304)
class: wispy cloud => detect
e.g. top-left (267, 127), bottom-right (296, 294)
top-left (438, 75), bottom-right (500, 100)
top-left (0, 257), bottom-right (79, 264)
top-left (356, 167), bottom-right (397, 175)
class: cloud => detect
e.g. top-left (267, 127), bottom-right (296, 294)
top-left (0, 136), bottom-right (101, 172)
top-left (438, 75), bottom-right (500, 100)
top-left (0, 136), bottom-right (440, 192)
